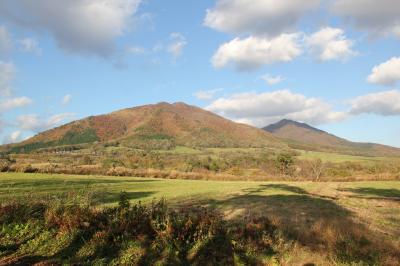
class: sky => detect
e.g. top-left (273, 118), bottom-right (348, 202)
top-left (0, 0), bottom-right (400, 147)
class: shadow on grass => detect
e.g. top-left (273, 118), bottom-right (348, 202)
top-left (242, 184), bottom-right (309, 195)
top-left (201, 183), bottom-right (399, 265)
top-left (3, 230), bottom-right (97, 266)
top-left (91, 191), bottom-right (156, 205)
top-left (338, 187), bottom-right (400, 201)
top-left (2, 183), bottom-right (399, 265)
top-left (0, 178), bottom-right (160, 189)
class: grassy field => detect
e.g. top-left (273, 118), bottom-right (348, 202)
top-left (1, 173), bottom-right (399, 233)
top-left (296, 149), bottom-right (400, 164)
top-left (163, 146), bottom-right (400, 164)
top-left (1, 173), bottom-right (399, 265)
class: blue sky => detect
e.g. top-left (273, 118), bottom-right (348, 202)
top-left (0, 0), bottom-right (400, 147)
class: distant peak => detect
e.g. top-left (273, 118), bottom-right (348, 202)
top-left (173, 102), bottom-right (189, 107)
top-left (155, 101), bottom-right (172, 106)
top-left (152, 102), bottom-right (191, 108)
top-left (263, 119), bottom-right (325, 133)
top-left (279, 119), bottom-right (296, 124)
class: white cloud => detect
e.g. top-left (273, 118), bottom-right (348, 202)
top-left (17, 113), bottom-right (75, 133)
top-left (3, 130), bottom-right (22, 144)
top-left (0, 97), bottom-right (32, 112)
top-left (204, 0), bottom-right (320, 37)
top-left (206, 90), bottom-right (347, 126)
top-left (212, 34), bottom-right (302, 70)
top-left (350, 90), bottom-right (400, 116)
top-left (306, 27), bottom-right (357, 61)
top-left (0, 26), bottom-right (12, 56)
top-left (332, 0), bottom-right (400, 38)
top-left (62, 94), bottom-right (72, 105)
top-left (18, 38), bottom-right (41, 55)
top-left (194, 88), bottom-right (223, 100)
top-left (261, 74), bottom-right (284, 85)
top-left (0, 61), bottom-right (16, 96)
top-left (167, 33), bottom-right (187, 58)
top-left (367, 57), bottom-right (400, 86)
top-left (0, 0), bottom-right (142, 57)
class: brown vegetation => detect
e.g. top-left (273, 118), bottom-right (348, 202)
top-left (1, 192), bottom-right (399, 265)
top-left (7, 102), bottom-right (284, 153)
top-left (1, 148), bottom-right (399, 182)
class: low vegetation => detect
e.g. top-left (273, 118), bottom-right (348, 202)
top-left (1, 173), bottom-right (399, 265)
top-left (1, 191), bottom-right (399, 265)
top-left (1, 145), bottom-right (399, 182)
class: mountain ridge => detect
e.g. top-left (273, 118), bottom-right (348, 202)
top-left (263, 119), bottom-right (400, 157)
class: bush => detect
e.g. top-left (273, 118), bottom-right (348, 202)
top-left (299, 159), bottom-right (325, 181)
top-left (0, 158), bottom-right (11, 172)
top-left (276, 153), bottom-right (295, 177)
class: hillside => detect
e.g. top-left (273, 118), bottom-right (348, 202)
top-left (7, 102), bottom-right (285, 153)
top-left (263, 119), bottom-right (400, 157)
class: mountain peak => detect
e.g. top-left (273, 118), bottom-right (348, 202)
top-left (264, 119), bottom-right (325, 134)
top-left (262, 119), bottom-right (400, 157)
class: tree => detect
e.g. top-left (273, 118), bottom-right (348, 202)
top-left (309, 159), bottom-right (324, 182)
top-left (276, 153), bottom-right (295, 176)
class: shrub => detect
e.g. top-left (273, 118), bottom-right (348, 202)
top-left (44, 204), bottom-right (95, 232)
top-left (276, 153), bottom-right (295, 177)
top-left (0, 202), bottom-right (46, 224)
top-left (299, 159), bottom-right (325, 181)
top-left (0, 158), bottom-right (11, 172)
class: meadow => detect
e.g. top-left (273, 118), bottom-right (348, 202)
top-left (1, 173), bottom-right (399, 265)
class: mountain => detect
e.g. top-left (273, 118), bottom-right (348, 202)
top-left (263, 119), bottom-right (400, 157)
top-left (7, 102), bottom-right (285, 153)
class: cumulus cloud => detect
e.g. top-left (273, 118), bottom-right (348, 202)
top-left (167, 33), bottom-right (187, 58)
top-left (332, 0), bottom-right (400, 38)
top-left (0, 61), bottom-right (16, 96)
top-left (62, 94), bottom-right (72, 105)
top-left (212, 34), bottom-right (302, 70)
top-left (261, 74), bottom-right (284, 85)
top-left (0, 26), bottom-right (12, 56)
top-left (194, 88), bottom-right (223, 100)
top-left (306, 27), bottom-right (357, 61)
top-left (18, 38), bottom-right (41, 55)
top-left (17, 113), bottom-right (75, 133)
top-left (367, 57), bottom-right (400, 86)
top-left (3, 130), bottom-right (22, 144)
top-left (350, 90), bottom-right (400, 116)
top-left (0, 97), bottom-right (32, 112)
top-left (0, 0), bottom-right (141, 57)
top-left (204, 0), bottom-right (320, 37)
top-left (206, 90), bottom-right (347, 126)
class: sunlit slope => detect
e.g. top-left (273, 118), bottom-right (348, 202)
top-left (7, 102), bottom-right (285, 152)
top-left (264, 119), bottom-right (400, 157)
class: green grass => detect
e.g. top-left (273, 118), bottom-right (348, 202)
top-left (162, 146), bottom-right (400, 164)
top-left (156, 146), bottom-right (203, 154)
top-left (0, 173), bottom-right (279, 205)
top-left (1, 173), bottom-right (399, 203)
top-left (1, 173), bottom-right (399, 228)
top-left (297, 149), bottom-right (399, 163)
top-left (205, 147), bottom-right (264, 153)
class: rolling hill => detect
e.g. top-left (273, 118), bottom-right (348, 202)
top-left (6, 102), bottom-right (285, 153)
top-left (263, 119), bottom-right (400, 157)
